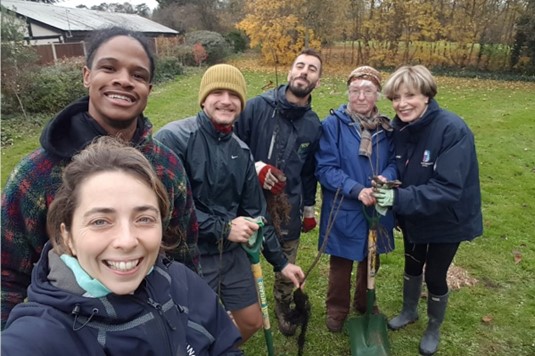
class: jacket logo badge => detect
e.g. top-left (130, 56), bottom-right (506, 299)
top-left (421, 150), bottom-right (433, 167)
top-left (231, 155), bottom-right (238, 159)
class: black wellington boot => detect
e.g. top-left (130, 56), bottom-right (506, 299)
top-left (419, 292), bottom-right (449, 355)
top-left (388, 273), bottom-right (423, 330)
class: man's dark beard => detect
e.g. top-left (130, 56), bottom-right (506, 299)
top-left (288, 79), bottom-right (315, 98)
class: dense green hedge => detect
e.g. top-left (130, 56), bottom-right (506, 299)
top-left (24, 58), bottom-right (88, 115)
top-left (154, 57), bottom-right (185, 83)
top-left (1, 56), bottom-right (185, 117)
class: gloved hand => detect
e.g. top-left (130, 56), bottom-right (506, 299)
top-left (255, 161), bottom-right (287, 195)
top-left (302, 206), bottom-right (317, 232)
top-left (374, 187), bottom-right (394, 207)
top-left (375, 204), bottom-right (388, 216)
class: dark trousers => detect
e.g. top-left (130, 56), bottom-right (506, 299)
top-left (326, 254), bottom-right (380, 319)
top-left (403, 235), bottom-right (460, 295)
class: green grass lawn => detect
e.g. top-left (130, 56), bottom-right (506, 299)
top-left (2, 62), bottom-right (534, 355)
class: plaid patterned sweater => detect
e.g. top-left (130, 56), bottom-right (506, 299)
top-left (1, 97), bottom-right (199, 328)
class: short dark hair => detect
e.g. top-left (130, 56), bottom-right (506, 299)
top-left (47, 136), bottom-right (172, 254)
top-left (294, 48), bottom-right (323, 75)
top-left (85, 26), bottom-right (156, 82)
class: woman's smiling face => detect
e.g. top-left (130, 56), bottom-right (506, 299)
top-left (391, 84), bottom-right (429, 123)
top-left (61, 170), bottom-right (162, 295)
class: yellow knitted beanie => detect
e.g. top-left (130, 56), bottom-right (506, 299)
top-left (198, 64), bottom-right (247, 109)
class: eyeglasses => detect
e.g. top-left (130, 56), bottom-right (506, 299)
top-left (348, 88), bottom-right (377, 98)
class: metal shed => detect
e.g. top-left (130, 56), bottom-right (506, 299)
top-left (1, 0), bottom-right (177, 44)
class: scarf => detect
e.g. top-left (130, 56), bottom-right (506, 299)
top-left (346, 106), bottom-right (392, 158)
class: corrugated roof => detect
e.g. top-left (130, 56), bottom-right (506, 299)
top-left (1, 0), bottom-right (177, 34)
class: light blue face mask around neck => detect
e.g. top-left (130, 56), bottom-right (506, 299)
top-left (60, 254), bottom-right (156, 298)
top-left (60, 254), bottom-right (112, 298)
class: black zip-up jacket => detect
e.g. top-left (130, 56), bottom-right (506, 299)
top-left (235, 85), bottom-right (322, 241)
top-left (391, 99), bottom-right (483, 243)
top-left (156, 112), bottom-right (288, 271)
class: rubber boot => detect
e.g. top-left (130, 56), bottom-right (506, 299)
top-left (388, 273), bottom-right (423, 330)
top-left (419, 292), bottom-right (449, 355)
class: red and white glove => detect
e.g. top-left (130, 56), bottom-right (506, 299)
top-left (302, 206), bottom-right (317, 232)
top-left (255, 161), bottom-right (287, 195)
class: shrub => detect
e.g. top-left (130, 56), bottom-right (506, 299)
top-left (1, 8), bottom-right (39, 117)
top-left (192, 43), bottom-right (208, 66)
top-left (185, 31), bottom-right (231, 64)
top-left (23, 57), bottom-right (87, 114)
top-left (225, 30), bottom-right (248, 53)
top-left (154, 56), bottom-right (184, 83)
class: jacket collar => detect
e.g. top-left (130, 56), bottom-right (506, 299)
top-left (39, 96), bottom-right (153, 159)
top-left (261, 85), bottom-right (312, 121)
top-left (28, 242), bottom-right (172, 323)
top-left (197, 111), bottom-right (233, 140)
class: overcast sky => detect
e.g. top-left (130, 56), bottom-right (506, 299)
top-left (59, 0), bottom-right (159, 11)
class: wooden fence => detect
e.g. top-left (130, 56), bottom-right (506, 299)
top-left (32, 42), bottom-right (86, 65)
top-left (30, 36), bottom-right (182, 65)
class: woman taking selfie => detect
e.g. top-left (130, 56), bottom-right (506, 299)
top-left (2, 137), bottom-right (241, 355)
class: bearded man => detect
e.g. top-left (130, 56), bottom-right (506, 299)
top-left (234, 49), bottom-right (323, 336)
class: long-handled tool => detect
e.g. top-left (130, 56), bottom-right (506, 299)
top-left (242, 217), bottom-right (275, 356)
top-left (347, 226), bottom-right (391, 355)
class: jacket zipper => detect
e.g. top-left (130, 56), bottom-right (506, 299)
top-left (144, 296), bottom-right (175, 355)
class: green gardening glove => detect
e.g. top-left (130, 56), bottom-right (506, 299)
top-left (375, 204), bottom-right (388, 216)
top-left (374, 187), bottom-right (394, 207)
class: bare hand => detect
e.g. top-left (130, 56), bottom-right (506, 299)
top-left (358, 187), bottom-right (376, 206)
top-left (280, 263), bottom-right (305, 288)
top-left (227, 217), bottom-right (259, 244)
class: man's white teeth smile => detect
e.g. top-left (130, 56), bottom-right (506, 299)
top-left (108, 94), bottom-right (133, 102)
top-left (106, 259), bottom-right (140, 271)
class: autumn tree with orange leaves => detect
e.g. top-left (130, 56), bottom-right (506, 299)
top-left (236, 0), bottom-right (322, 65)
top-left (236, 0), bottom-right (532, 72)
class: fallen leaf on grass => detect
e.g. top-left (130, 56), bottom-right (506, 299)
top-left (261, 80), bottom-right (274, 90)
top-left (447, 264), bottom-right (479, 290)
top-left (481, 315), bottom-right (493, 324)
top-left (512, 251), bottom-right (522, 264)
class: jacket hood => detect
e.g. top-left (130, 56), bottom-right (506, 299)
top-left (259, 85), bottom-right (313, 121)
top-left (28, 242), bottom-right (170, 325)
top-left (40, 96), bottom-right (151, 159)
top-left (331, 104), bottom-right (352, 124)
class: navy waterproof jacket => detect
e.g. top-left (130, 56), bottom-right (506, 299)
top-left (2, 243), bottom-right (241, 356)
top-left (235, 85), bottom-right (322, 241)
top-left (391, 99), bottom-right (483, 243)
top-left (156, 112), bottom-right (288, 271)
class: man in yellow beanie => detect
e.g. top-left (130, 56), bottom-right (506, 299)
top-left (234, 49), bottom-right (323, 336)
top-left (155, 64), bottom-right (305, 344)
